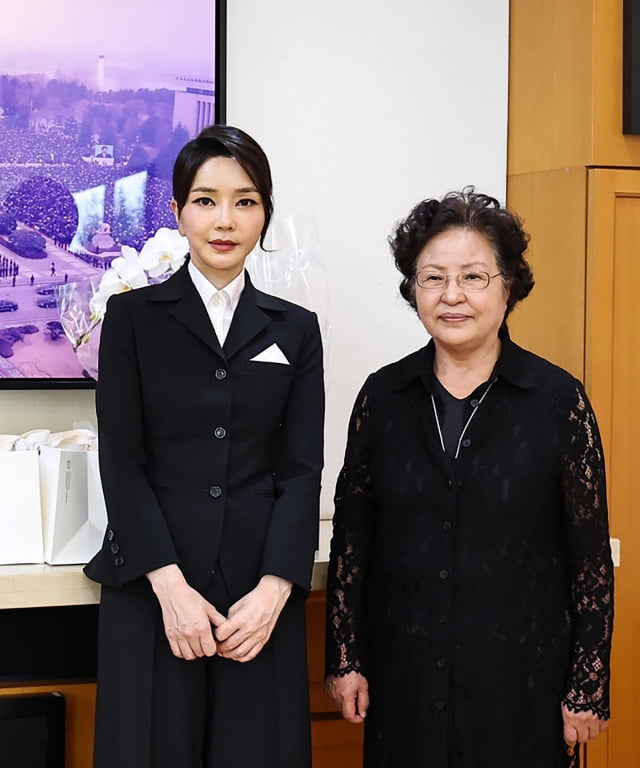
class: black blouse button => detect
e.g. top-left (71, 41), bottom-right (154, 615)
top-left (114, 556), bottom-right (124, 567)
top-left (435, 700), bottom-right (446, 711)
top-left (461, 438), bottom-right (471, 448)
top-left (439, 569), bottom-right (449, 580)
top-left (215, 368), bottom-right (227, 380)
top-left (470, 398), bottom-right (479, 408)
top-left (436, 658), bottom-right (447, 668)
top-left (110, 542), bottom-right (120, 555)
top-left (209, 485), bottom-right (223, 498)
top-left (107, 529), bottom-right (115, 542)
top-left (214, 427), bottom-right (227, 439)
top-left (437, 614), bottom-right (447, 624)
top-left (442, 520), bottom-right (452, 532)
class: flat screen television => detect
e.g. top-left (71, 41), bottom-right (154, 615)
top-left (0, 0), bottom-right (226, 387)
top-left (623, 0), bottom-right (640, 133)
top-left (0, 692), bottom-right (65, 767)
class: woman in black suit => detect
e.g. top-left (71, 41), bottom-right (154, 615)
top-left (324, 189), bottom-right (613, 767)
top-left (85, 125), bottom-right (325, 768)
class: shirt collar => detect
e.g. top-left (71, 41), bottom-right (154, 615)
top-left (188, 260), bottom-right (246, 312)
top-left (394, 328), bottom-right (535, 393)
top-left (492, 329), bottom-right (535, 389)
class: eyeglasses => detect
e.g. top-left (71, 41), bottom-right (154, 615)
top-left (415, 270), bottom-right (504, 292)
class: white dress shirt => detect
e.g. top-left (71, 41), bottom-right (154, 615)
top-left (188, 260), bottom-right (245, 346)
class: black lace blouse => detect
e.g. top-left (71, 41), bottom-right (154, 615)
top-left (325, 335), bottom-right (613, 768)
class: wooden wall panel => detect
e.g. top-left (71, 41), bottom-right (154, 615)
top-left (585, 170), bottom-right (640, 768)
top-left (506, 167), bottom-right (587, 379)
top-left (592, 0), bottom-right (640, 165)
top-left (508, 0), bottom-right (593, 175)
top-left (509, 0), bottom-right (640, 175)
top-left (509, 3), bottom-right (640, 765)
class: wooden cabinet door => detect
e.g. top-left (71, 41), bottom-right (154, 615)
top-left (306, 591), bottom-right (364, 767)
top-left (584, 168), bottom-right (640, 768)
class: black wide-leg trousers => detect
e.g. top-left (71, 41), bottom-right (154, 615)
top-left (93, 571), bottom-right (311, 768)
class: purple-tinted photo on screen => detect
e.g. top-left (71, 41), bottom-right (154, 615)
top-left (0, 0), bottom-right (220, 384)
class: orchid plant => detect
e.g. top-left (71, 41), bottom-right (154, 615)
top-left (89, 228), bottom-right (188, 318)
top-left (56, 228), bottom-right (188, 378)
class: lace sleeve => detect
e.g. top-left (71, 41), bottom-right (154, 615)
top-left (561, 384), bottom-right (614, 719)
top-left (325, 379), bottom-right (375, 679)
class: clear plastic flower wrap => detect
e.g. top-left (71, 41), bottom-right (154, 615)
top-left (55, 228), bottom-right (189, 379)
top-left (55, 277), bottom-right (104, 379)
top-left (246, 213), bottom-right (331, 363)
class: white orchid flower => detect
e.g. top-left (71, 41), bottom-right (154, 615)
top-left (63, 229), bottom-right (188, 368)
top-left (138, 227), bottom-right (188, 278)
top-left (111, 245), bottom-right (149, 288)
top-left (89, 245), bottom-right (148, 319)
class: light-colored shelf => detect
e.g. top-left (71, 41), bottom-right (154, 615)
top-left (0, 519), bottom-right (331, 609)
top-left (0, 563), bottom-right (101, 609)
top-left (0, 554), bottom-right (329, 610)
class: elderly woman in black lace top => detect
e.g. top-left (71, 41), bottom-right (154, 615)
top-left (324, 189), bottom-right (613, 768)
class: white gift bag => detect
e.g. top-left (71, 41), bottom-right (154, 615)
top-left (0, 439), bottom-right (44, 564)
top-left (39, 437), bottom-right (107, 565)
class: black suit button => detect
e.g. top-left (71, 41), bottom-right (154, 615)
top-left (461, 438), bottom-right (471, 448)
top-left (435, 700), bottom-right (446, 711)
top-left (214, 427), bottom-right (227, 439)
top-left (439, 569), bottom-right (449, 580)
top-left (437, 614), bottom-right (447, 624)
top-left (437, 658), bottom-right (447, 669)
top-left (110, 542), bottom-right (120, 555)
top-left (209, 485), bottom-right (223, 498)
top-left (215, 368), bottom-right (227, 380)
top-left (443, 520), bottom-right (452, 532)
top-left (114, 556), bottom-right (124, 567)
top-left (470, 398), bottom-right (479, 408)
top-left (107, 529), bottom-right (115, 542)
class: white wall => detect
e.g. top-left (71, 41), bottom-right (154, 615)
top-left (226, 0), bottom-right (509, 526)
top-left (1, 0), bottom-right (509, 532)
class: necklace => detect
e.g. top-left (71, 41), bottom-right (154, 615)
top-left (430, 378), bottom-right (495, 459)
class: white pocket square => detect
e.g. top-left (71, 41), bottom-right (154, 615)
top-left (249, 343), bottom-right (290, 365)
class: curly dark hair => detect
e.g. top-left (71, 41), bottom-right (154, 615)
top-left (389, 187), bottom-right (534, 319)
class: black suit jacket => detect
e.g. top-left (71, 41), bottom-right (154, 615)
top-left (84, 264), bottom-right (324, 599)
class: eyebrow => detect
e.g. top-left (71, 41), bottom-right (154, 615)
top-left (190, 186), bottom-right (259, 194)
top-left (419, 261), bottom-right (491, 271)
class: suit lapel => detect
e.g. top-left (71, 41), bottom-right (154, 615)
top-left (149, 265), bottom-right (288, 361)
top-left (149, 262), bottom-right (224, 358)
top-left (223, 275), bottom-right (287, 360)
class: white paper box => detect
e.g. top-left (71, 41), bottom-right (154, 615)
top-left (39, 445), bottom-right (107, 565)
top-left (0, 451), bottom-right (44, 564)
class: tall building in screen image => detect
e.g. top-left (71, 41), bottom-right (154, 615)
top-left (97, 54), bottom-right (105, 91)
top-left (172, 76), bottom-right (215, 137)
